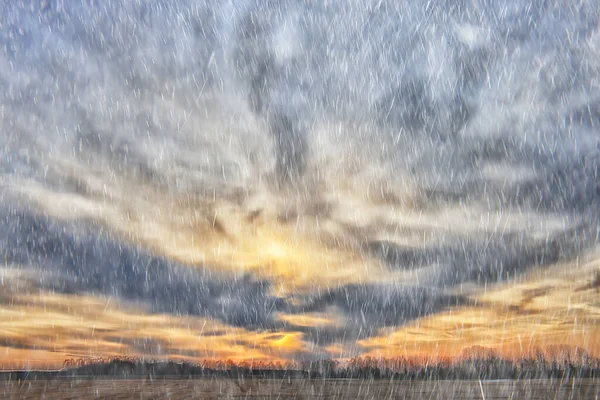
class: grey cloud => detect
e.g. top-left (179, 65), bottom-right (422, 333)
top-left (287, 285), bottom-right (468, 343)
top-left (369, 217), bottom-right (597, 288)
top-left (0, 205), bottom-right (470, 345)
top-left (0, 205), bottom-right (287, 329)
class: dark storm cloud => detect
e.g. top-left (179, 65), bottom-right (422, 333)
top-left (369, 217), bottom-right (598, 287)
top-left (286, 285), bottom-right (468, 343)
top-left (0, 205), bottom-right (287, 329)
top-left (408, 134), bottom-right (600, 216)
top-left (231, 2), bottom-right (312, 186)
top-left (0, 204), bottom-right (469, 345)
top-left (268, 112), bottom-right (309, 186)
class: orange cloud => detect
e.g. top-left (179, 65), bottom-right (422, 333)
top-left (359, 258), bottom-right (600, 361)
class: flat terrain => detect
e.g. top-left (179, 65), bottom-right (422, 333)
top-left (2, 378), bottom-right (599, 399)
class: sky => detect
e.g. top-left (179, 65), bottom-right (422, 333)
top-left (1, 0), bottom-right (600, 369)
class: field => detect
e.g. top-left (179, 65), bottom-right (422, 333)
top-left (2, 378), bottom-right (599, 399)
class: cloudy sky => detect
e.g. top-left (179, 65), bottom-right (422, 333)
top-left (1, 0), bottom-right (600, 369)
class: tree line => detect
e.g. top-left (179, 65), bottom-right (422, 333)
top-left (43, 345), bottom-right (600, 380)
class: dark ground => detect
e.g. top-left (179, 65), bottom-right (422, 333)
top-left (2, 378), bottom-right (599, 399)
